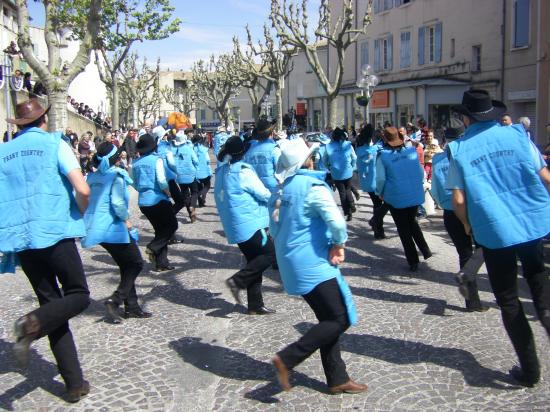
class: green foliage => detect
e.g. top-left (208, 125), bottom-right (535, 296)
top-left (32, 0), bottom-right (97, 40)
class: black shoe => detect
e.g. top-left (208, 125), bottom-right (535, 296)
top-left (145, 247), bottom-right (156, 265)
top-left (509, 366), bottom-right (539, 387)
top-left (152, 265), bottom-right (175, 272)
top-left (346, 214), bottom-right (353, 222)
top-left (66, 380), bottom-right (90, 403)
top-left (226, 278), bottom-right (242, 304)
top-left (104, 299), bottom-right (123, 324)
top-left (374, 232), bottom-right (386, 240)
top-left (248, 306), bottom-right (276, 315)
top-left (409, 263), bottom-right (419, 272)
top-left (466, 305), bottom-right (490, 313)
top-left (13, 314), bottom-right (40, 368)
top-left (168, 236), bottom-right (184, 245)
top-left (350, 204), bottom-right (357, 213)
top-left (352, 189), bottom-right (361, 201)
top-left (423, 250), bottom-right (433, 260)
top-left (124, 308), bottom-right (153, 319)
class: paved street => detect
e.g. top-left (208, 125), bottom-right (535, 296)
top-left (0, 171), bottom-right (549, 411)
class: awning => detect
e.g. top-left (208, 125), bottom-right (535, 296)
top-left (339, 77), bottom-right (470, 94)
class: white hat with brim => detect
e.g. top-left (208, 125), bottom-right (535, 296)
top-left (275, 139), bottom-right (319, 183)
top-left (152, 125), bottom-right (167, 142)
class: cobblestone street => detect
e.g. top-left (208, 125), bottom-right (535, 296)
top-left (1, 175), bottom-right (549, 411)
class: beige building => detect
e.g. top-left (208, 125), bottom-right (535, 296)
top-left (282, 0), bottom-right (549, 143)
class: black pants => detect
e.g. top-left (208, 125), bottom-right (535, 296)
top-left (101, 241), bottom-right (144, 310)
top-left (443, 209), bottom-right (483, 309)
top-left (368, 192), bottom-right (389, 235)
top-left (17, 239), bottom-right (90, 389)
top-left (197, 176), bottom-right (211, 207)
top-left (140, 200), bottom-right (178, 267)
top-left (388, 205), bottom-right (431, 265)
top-left (179, 181), bottom-right (199, 215)
top-left (334, 178), bottom-right (355, 216)
top-left (169, 179), bottom-right (185, 214)
top-left (232, 229), bottom-right (276, 310)
top-left (483, 239), bottom-right (550, 380)
top-left (278, 278), bottom-right (350, 387)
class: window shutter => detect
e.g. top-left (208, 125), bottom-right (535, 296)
top-left (400, 32), bottom-right (406, 68)
top-left (395, 0), bottom-right (403, 6)
top-left (361, 40), bottom-right (369, 66)
top-left (374, 39), bottom-right (380, 72)
top-left (435, 22), bottom-right (442, 63)
top-left (387, 34), bottom-right (393, 70)
top-left (384, 0), bottom-right (393, 10)
top-left (374, 0), bottom-right (380, 13)
top-left (418, 26), bottom-right (425, 65)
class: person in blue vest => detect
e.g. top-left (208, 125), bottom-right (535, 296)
top-left (268, 138), bottom-right (367, 394)
top-left (172, 130), bottom-right (199, 222)
top-left (376, 127), bottom-right (432, 271)
top-left (356, 124), bottom-right (388, 239)
top-left (446, 90), bottom-right (550, 387)
top-left (214, 136), bottom-right (276, 315)
top-left (82, 142), bottom-right (152, 323)
top-left (0, 99), bottom-right (91, 403)
top-left (132, 133), bottom-right (178, 272)
top-left (213, 125), bottom-right (230, 167)
top-left (192, 132), bottom-right (213, 207)
top-left (244, 119), bottom-right (281, 193)
top-left (323, 127), bottom-right (357, 221)
top-left (431, 121), bottom-right (487, 312)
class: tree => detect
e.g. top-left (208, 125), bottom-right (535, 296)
top-left (270, 0), bottom-right (372, 128)
top-left (236, 24), bottom-right (294, 130)
top-left (161, 85), bottom-right (196, 115)
top-left (95, 0), bottom-right (181, 130)
top-left (191, 53), bottom-right (244, 127)
top-left (15, 0), bottom-right (102, 131)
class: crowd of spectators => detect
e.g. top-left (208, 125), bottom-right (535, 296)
top-left (66, 96), bottom-right (112, 129)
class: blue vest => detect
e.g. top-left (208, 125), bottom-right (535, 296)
top-left (0, 128), bottom-right (85, 252)
top-left (356, 144), bottom-right (379, 192)
top-left (173, 143), bottom-right (197, 184)
top-left (82, 168), bottom-right (131, 247)
top-left (268, 169), bottom-right (357, 325)
top-left (213, 132), bottom-right (229, 156)
top-left (132, 153), bottom-right (168, 207)
top-left (194, 143), bottom-right (212, 179)
top-left (315, 144), bottom-right (329, 171)
top-left (244, 139), bottom-right (278, 192)
top-left (431, 151), bottom-right (453, 210)
top-left (447, 122), bottom-right (550, 248)
top-left (214, 161), bottom-right (269, 244)
top-left (156, 140), bottom-right (176, 181)
top-left (326, 140), bottom-right (355, 180)
top-left (378, 146), bottom-right (424, 208)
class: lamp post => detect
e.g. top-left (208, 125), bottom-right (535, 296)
top-left (237, 107), bottom-right (241, 132)
top-left (355, 64), bottom-right (380, 126)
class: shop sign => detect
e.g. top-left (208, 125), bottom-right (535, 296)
top-left (371, 90), bottom-right (390, 108)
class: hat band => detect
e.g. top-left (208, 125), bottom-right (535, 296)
top-left (469, 107), bottom-right (494, 115)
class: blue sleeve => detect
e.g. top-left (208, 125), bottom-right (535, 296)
top-left (166, 150), bottom-right (177, 173)
top-left (155, 158), bottom-right (168, 190)
top-left (350, 146), bottom-right (357, 171)
top-left (304, 185), bottom-right (348, 244)
top-left (445, 156), bottom-right (465, 190)
top-left (529, 140), bottom-right (546, 171)
top-left (240, 167), bottom-right (271, 203)
top-left (111, 175), bottom-right (129, 221)
top-left (192, 148), bottom-right (199, 167)
top-left (58, 140), bottom-right (80, 176)
top-left (375, 157), bottom-right (386, 196)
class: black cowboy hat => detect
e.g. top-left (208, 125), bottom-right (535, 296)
top-left (136, 133), bottom-right (157, 154)
top-left (252, 118), bottom-right (275, 138)
top-left (217, 135), bottom-right (245, 162)
top-left (331, 127), bottom-right (347, 141)
top-left (93, 141), bottom-right (123, 168)
top-left (451, 89), bottom-right (506, 122)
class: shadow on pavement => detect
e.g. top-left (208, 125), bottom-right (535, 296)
top-left (169, 337), bottom-right (327, 404)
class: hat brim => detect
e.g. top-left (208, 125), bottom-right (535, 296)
top-left (252, 124), bottom-right (275, 139)
top-left (6, 104), bottom-right (51, 126)
top-left (451, 100), bottom-right (506, 122)
top-left (275, 142), bottom-right (319, 183)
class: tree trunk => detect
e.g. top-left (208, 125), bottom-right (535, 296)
top-left (275, 83), bottom-right (283, 131)
top-left (47, 89), bottom-right (69, 132)
top-left (111, 73), bottom-right (120, 130)
top-left (251, 103), bottom-right (259, 123)
top-left (327, 95), bottom-right (338, 129)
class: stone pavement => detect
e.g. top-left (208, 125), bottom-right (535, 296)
top-left (1, 173), bottom-right (549, 411)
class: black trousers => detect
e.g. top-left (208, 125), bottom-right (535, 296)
top-left (334, 178), bottom-right (355, 216)
top-left (278, 278), bottom-right (350, 387)
top-left (140, 200), bottom-right (178, 267)
top-left (483, 239), bottom-right (550, 380)
top-left (17, 239), bottom-right (90, 389)
top-left (179, 181), bottom-right (199, 214)
top-left (169, 179), bottom-right (185, 215)
top-left (232, 229), bottom-right (276, 310)
top-left (388, 205), bottom-right (431, 265)
top-left (101, 241), bottom-right (144, 310)
top-left (368, 192), bottom-right (389, 235)
top-left (197, 176), bottom-right (211, 207)
top-left (443, 209), bottom-right (482, 309)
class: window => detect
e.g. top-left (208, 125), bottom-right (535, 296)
top-left (450, 38), bottom-right (455, 58)
top-left (395, 0), bottom-right (413, 6)
top-left (418, 23), bottom-right (442, 65)
top-left (173, 80), bottom-right (186, 92)
top-left (472, 45), bottom-right (481, 72)
top-left (513, 0), bottom-right (530, 48)
top-left (400, 31), bottom-right (411, 68)
top-left (360, 40), bottom-right (369, 68)
top-left (374, 35), bottom-right (393, 72)
top-left (200, 109), bottom-right (206, 122)
top-left (374, 0), bottom-right (394, 13)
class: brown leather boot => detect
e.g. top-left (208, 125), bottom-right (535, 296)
top-left (13, 313), bottom-right (40, 368)
top-left (329, 379), bottom-right (368, 394)
top-left (272, 355), bottom-right (291, 391)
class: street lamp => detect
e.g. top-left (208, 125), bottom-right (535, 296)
top-left (237, 107), bottom-right (241, 132)
top-left (356, 64), bottom-right (380, 125)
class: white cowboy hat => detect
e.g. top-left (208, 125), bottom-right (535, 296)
top-left (152, 125), bottom-right (167, 142)
top-left (275, 138), bottom-right (319, 183)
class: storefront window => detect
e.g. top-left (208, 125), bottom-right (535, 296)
top-left (397, 104), bottom-right (414, 127)
top-left (370, 112), bottom-right (393, 129)
top-left (428, 104), bottom-right (453, 128)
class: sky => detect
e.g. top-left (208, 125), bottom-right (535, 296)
top-left (27, 0), bottom-right (322, 71)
